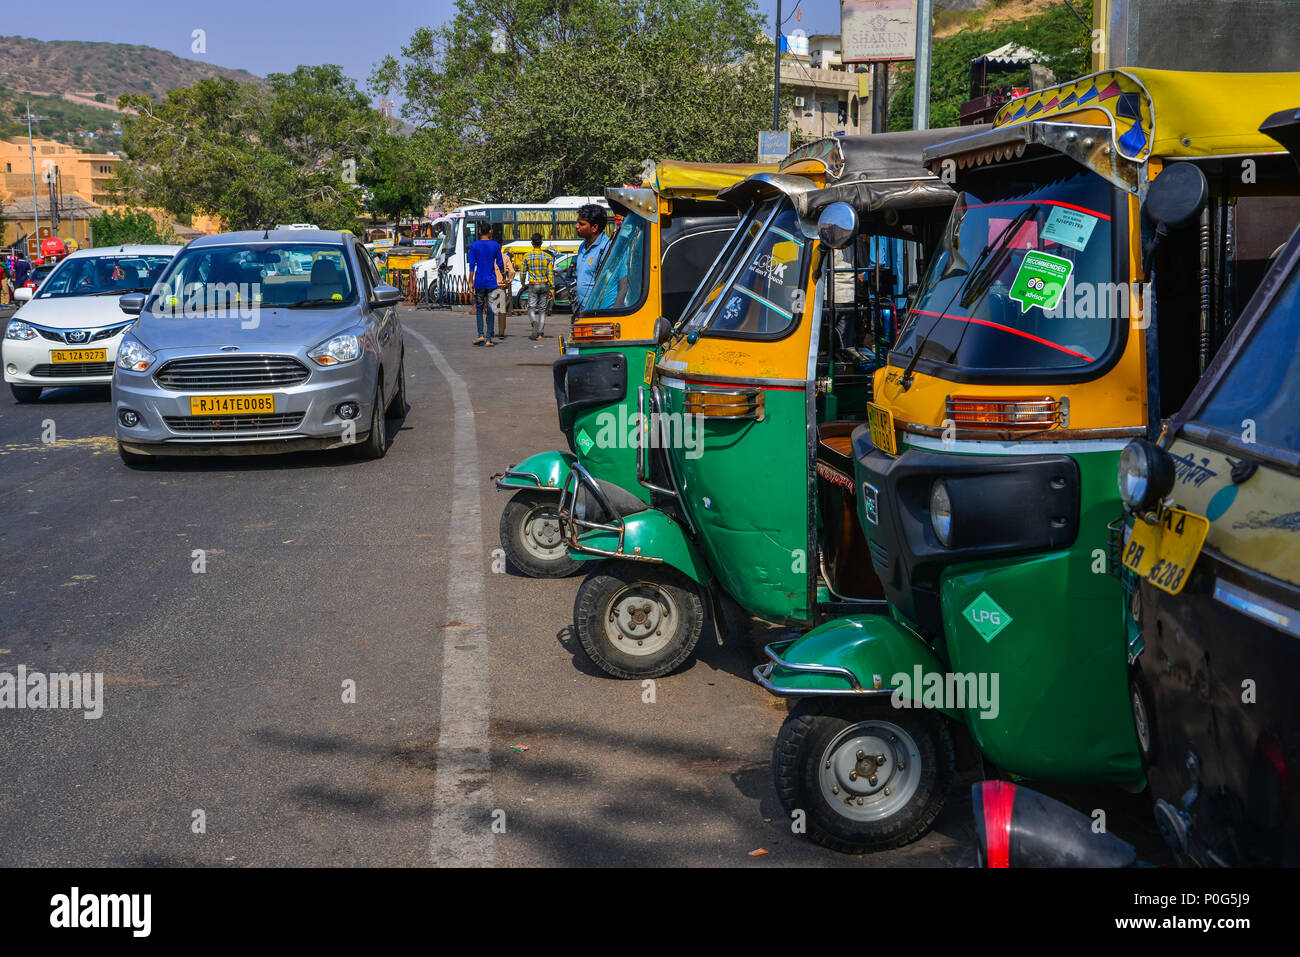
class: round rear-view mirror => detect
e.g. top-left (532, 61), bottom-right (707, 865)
top-left (1144, 163), bottom-right (1209, 233)
top-left (817, 202), bottom-right (858, 249)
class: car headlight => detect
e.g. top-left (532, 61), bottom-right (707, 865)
top-left (6, 319), bottom-right (37, 341)
top-left (1117, 438), bottom-right (1175, 512)
top-left (930, 479), bottom-right (953, 547)
top-left (309, 333), bottom-right (362, 366)
top-left (116, 335), bottom-right (157, 372)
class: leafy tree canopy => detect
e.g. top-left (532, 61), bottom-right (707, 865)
top-left (111, 65), bottom-right (386, 231)
top-left (372, 0), bottom-right (791, 203)
top-left (89, 209), bottom-right (178, 246)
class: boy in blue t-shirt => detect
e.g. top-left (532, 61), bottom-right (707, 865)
top-left (467, 226), bottom-right (507, 346)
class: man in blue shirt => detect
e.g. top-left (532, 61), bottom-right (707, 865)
top-left (574, 204), bottom-right (612, 313)
top-left (467, 225), bottom-right (507, 346)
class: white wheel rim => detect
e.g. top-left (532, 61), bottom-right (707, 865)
top-left (602, 582), bottom-right (679, 657)
top-left (817, 719), bottom-right (923, 823)
top-left (520, 505), bottom-right (566, 561)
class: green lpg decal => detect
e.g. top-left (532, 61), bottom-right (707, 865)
top-left (576, 429), bottom-right (595, 455)
top-left (1009, 250), bottom-right (1072, 312)
top-left (963, 591), bottom-right (1012, 642)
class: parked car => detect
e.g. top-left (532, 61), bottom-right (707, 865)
top-left (4, 245), bottom-right (181, 402)
top-left (112, 229), bottom-right (406, 465)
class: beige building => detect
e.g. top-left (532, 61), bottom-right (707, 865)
top-left (778, 34), bottom-right (871, 140)
top-left (0, 137), bottom-right (121, 207)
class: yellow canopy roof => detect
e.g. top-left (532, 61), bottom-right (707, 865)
top-left (994, 69), bottom-right (1300, 161)
top-left (651, 160), bottom-right (777, 198)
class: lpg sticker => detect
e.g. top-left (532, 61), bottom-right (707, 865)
top-left (576, 429), bottom-right (595, 454)
top-left (1009, 250), bottom-right (1073, 312)
top-left (1040, 205), bottom-right (1099, 252)
top-left (963, 591), bottom-right (1012, 642)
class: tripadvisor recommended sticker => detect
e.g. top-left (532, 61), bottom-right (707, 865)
top-left (1009, 250), bottom-right (1073, 312)
top-left (963, 591), bottom-right (1012, 642)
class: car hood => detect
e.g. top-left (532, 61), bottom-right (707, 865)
top-left (132, 308), bottom-right (364, 351)
top-left (11, 294), bottom-right (141, 329)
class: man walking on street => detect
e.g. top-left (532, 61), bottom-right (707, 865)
top-left (574, 203), bottom-right (611, 313)
top-left (521, 233), bottom-right (555, 340)
top-left (467, 225), bottom-right (507, 347)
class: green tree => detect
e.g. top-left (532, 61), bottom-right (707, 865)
top-left (110, 65), bottom-right (384, 230)
top-left (372, 0), bottom-right (788, 203)
top-left (888, 4), bottom-right (1092, 131)
top-left (360, 131), bottom-right (439, 225)
top-left (89, 209), bottom-right (178, 246)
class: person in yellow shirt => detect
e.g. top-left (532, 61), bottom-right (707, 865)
top-left (520, 233), bottom-right (556, 340)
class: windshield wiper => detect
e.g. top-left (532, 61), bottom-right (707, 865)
top-left (285, 298), bottom-right (349, 308)
top-left (899, 203), bottom-right (1038, 391)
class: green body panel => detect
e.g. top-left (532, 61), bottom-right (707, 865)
top-left (566, 342), bottom-right (657, 505)
top-left (662, 384), bottom-right (810, 623)
top-left (498, 449), bottom-right (576, 490)
top-left (768, 614), bottom-right (958, 719)
top-left (571, 507), bottom-right (710, 582)
top-left (935, 446), bottom-right (1142, 784)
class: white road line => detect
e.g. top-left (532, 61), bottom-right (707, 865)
top-left (407, 327), bottom-right (494, 867)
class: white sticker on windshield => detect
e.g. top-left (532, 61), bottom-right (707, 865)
top-left (1040, 205), bottom-right (1099, 252)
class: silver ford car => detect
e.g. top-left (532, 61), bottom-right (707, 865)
top-left (112, 229), bottom-right (406, 465)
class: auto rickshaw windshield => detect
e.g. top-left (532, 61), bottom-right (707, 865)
top-left (676, 199), bottom-right (772, 332)
top-left (583, 213), bottom-right (650, 314)
top-left (892, 163), bottom-right (1120, 374)
top-left (682, 198), bottom-right (810, 338)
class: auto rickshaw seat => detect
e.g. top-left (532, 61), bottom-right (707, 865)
top-left (817, 420), bottom-right (857, 475)
top-left (816, 420), bottom-right (884, 600)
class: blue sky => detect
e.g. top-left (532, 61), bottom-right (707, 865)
top-left (7, 0), bottom-right (842, 90)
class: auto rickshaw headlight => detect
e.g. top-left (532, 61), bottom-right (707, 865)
top-left (930, 479), bottom-right (953, 547)
top-left (1117, 438), bottom-right (1175, 512)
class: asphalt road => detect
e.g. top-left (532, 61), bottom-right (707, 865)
top-left (0, 303), bottom-right (1167, 867)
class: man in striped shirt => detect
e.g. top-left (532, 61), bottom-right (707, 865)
top-left (521, 233), bottom-right (556, 340)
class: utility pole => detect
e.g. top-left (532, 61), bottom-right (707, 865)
top-left (773, 0), bottom-right (782, 130)
top-left (913, 0), bottom-right (933, 130)
top-left (27, 100), bottom-right (40, 252)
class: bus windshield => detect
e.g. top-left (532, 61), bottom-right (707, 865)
top-left (892, 164), bottom-right (1120, 375)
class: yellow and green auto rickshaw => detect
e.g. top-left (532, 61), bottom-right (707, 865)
top-left (491, 161), bottom-right (772, 577)
top-left (558, 129), bottom-right (981, 679)
top-left (756, 69), bottom-right (1300, 853)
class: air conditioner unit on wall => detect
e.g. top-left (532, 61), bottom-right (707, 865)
top-left (793, 96), bottom-right (806, 108)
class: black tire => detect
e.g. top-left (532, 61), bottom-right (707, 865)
top-left (1130, 668), bottom-right (1157, 768)
top-left (574, 562), bottom-right (704, 679)
top-left (499, 490), bottom-right (580, 578)
top-left (117, 441), bottom-right (152, 467)
top-left (385, 354), bottom-right (408, 418)
top-left (773, 697), bottom-right (954, 854)
top-left (10, 383), bottom-right (41, 403)
top-left (350, 380), bottom-right (387, 460)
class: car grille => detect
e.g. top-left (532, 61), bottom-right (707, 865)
top-left (30, 362), bottom-right (115, 377)
top-left (154, 355), bottom-right (311, 390)
top-left (162, 412), bottom-right (306, 433)
top-left (35, 324), bottom-right (131, 343)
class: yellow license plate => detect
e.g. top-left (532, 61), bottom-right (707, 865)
top-left (189, 394), bottom-right (275, 415)
top-left (867, 402), bottom-right (897, 456)
top-left (51, 349), bottom-right (107, 363)
top-left (1120, 507), bottom-right (1210, 595)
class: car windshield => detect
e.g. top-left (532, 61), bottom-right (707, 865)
top-left (1192, 260), bottom-right (1300, 455)
top-left (689, 198), bottom-right (810, 338)
top-left (892, 164), bottom-right (1119, 374)
top-left (147, 243), bottom-right (357, 316)
top-left (583, 213), bottom-right (649, 314)
top-left (36, 255), bottom-right (174, 299)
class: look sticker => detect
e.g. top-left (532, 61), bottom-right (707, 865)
top-left (1009, 250), bottom-right (1072, 312)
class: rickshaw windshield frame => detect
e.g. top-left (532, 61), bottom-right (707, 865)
top-left (580, 212), bottom-right (652, 318)
top-left (678, 199), bottom-right (783, 336)
top-left (889, 158), bottom-right (1131, 385)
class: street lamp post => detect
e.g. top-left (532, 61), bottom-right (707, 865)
top-left (27, 100), bottom-right (40, 252)
top-left (913, 0), bottom-right (933, 130)
top-left (773, 0), bottom-right (782, 130)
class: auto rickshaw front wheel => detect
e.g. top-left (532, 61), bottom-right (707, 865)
top-left (574, 563), bottom-right (703, 679)
top-left (774, 698), bottom-right (954, 853)
top-left (500, 490), bottom-right (581, 578)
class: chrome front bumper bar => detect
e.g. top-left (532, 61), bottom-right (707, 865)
top-left (489, 467), bottom-right (560, 492)
top-left (556, 460), bottom-right (663, 563)
top-left (752, 638), bottom-right (896, 698)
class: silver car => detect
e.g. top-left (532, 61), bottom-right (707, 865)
top-left (112, 229), bottom-right (406, 465)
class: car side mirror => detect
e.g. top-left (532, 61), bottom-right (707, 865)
top-left (118, 292), bottom-right (146, 315)
top-left (370, 284), bottom-right (401, 306)
top-left (14, 286), bottom-right (33, 302)
top-left (1142, 163), bottom-right (1208, 274)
